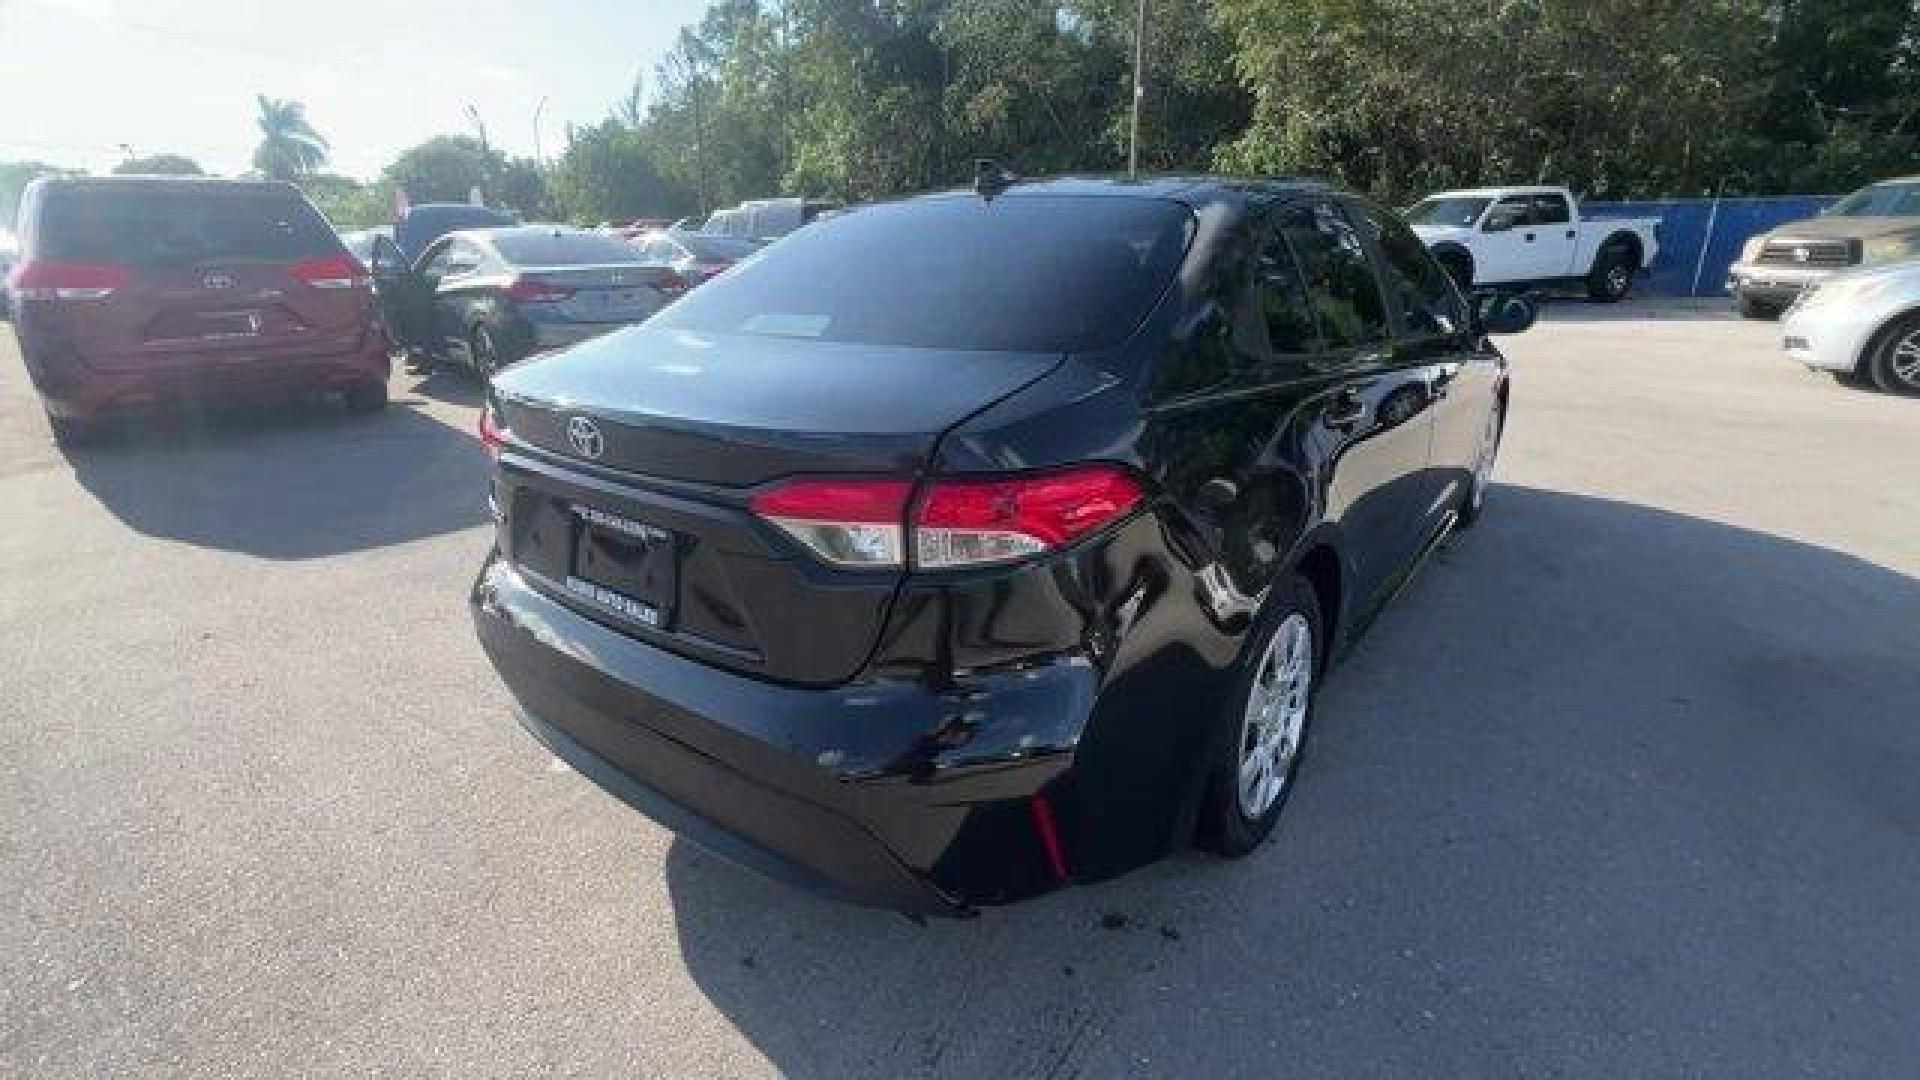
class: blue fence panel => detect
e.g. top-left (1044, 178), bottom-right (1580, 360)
top-left (1582, 196), bottom-right (1836, 297)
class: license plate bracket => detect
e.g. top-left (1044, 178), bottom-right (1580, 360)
top-left (565, 504), bottom-right (677, 630)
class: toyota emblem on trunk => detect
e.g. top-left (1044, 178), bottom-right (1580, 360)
top-left (567, 416), bottom-right (605, 459)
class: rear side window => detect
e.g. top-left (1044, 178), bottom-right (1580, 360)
top-left (1275, 201), bottom-right (1388, 350)
top-left (39, 186), bottom-right (338, 265)
top-left (657, 195), bottom-right (1194, 352)
top-left (492, 232), bottom-right (644, 266)
top-left (1254, 217), bottom-right (1322, 353)
top-left (1349, 200), bottom-right (1465, 338)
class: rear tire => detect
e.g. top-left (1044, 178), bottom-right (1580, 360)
top-left (1867, 314), bottom-right (1920, 396)
top-left (343, 380), bottom-right (388, 414)
top-left (1197, 575), bottom-right (1322, 859)
top-left (1585, 247), bottom-right (1635, 302)
top-left (1737, 296), bottom-right (1781, 320)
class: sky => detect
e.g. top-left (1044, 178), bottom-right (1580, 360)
top-left (0, 0), bottom-right (715, 178)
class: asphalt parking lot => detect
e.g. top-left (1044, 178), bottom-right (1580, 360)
top-left (4, 300), bottom-right (1918, 1079)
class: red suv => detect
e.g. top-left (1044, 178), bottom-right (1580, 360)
top-left (5, 176), bottom-right (389, 442)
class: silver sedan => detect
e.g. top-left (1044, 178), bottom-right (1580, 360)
top-left (1782, 260), bottom-right (1920, 395)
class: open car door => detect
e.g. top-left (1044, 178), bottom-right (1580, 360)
top-left (368, 234), bottom-right (439, 356)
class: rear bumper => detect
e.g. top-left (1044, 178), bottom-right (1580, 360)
top-left (27, 333), bottom-right (390, 420)
top-left (470, 552), bottom-right (1097, 912)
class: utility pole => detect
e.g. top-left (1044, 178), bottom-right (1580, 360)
top-left (1128, 0), bottom-right (1149, 177)
top-left (533, 96), bottom-right (549, 168)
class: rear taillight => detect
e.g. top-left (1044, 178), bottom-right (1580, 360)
top-left (750, 478), bottom-right (913, 566)
top-left (505, 276), bottom-right (575, 303)
top-left (291, 254), bottom-right (370, 290)
top-left (657, 270), bottom-right (689, 295)
top-left (914, 467), bottom-right (1144, 568)
top-left (11, 260), bottom-right (131, 300)
top-left (749, 465), bottom-right (1143, 570)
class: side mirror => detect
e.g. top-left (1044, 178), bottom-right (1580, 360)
top-left (1482, 213), bottom-right (1519, 234)
top-left (1475, 292), bottom-right (1537, 335)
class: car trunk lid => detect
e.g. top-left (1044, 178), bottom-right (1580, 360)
top-left (489, 325), bottom-right (1061, 685)
top-left (514, 262), bottom-right (673, 324)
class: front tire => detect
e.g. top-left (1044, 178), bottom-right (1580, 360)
top-left (1198, 575), bottom-right (1322, 858)
top-left (1586, 247), bottom-right (1636, 302)
top-left (1867, 314), bottom-right (1920, 396)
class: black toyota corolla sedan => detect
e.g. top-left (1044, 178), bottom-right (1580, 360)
top-left (471, 174), bottom-right (1532, 914)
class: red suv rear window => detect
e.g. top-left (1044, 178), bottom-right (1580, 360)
top-left (39, 187), bottom-right (340, 267)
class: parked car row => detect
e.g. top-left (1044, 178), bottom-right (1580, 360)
top-left (1402, 175), bottom-right (1920, 398)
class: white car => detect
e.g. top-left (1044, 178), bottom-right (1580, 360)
top-left (1782, 260), bottom-right (1920, 395)
top-left (1407, 185), bottom-right (1661, 302)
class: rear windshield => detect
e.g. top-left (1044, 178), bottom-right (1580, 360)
top-left (492, 232), bottom-right (646, 266)
top-left (656, 195), bottom-right (1193, 352)
top-left (39, 186), bottom-right (338, 265)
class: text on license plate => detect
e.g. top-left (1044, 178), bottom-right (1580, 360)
top-left (563, 575), bottom-right (661, 627)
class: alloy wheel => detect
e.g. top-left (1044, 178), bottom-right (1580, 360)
top-left (1606, 264), bottom-right (1632, 298)
top-left (1238, 612), bottom-right (1313, 819)
top-left (1893, 330), bottom-right (1920, 389)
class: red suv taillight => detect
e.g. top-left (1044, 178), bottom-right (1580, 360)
top-left (11, 260), bottom-right (131, 300)
top-left (505, 276), bottom-right (575, 303)
top-left (749, 466), bottom-right (1144, 570)
top-left (290, 253), bottom-right (370, 290)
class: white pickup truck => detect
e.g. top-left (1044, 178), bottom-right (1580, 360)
top-left (1406, 186), bottom-right (1661, 302)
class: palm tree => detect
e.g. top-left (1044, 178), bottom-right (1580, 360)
top-left (251, 96), bottom-right (329, 181)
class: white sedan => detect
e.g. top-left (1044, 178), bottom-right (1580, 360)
top-left (1782, 260), bottom-right (1920, 395)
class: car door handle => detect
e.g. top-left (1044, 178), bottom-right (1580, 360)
top-left (1565, 230), bottom-right (1576, 239)
top-left (1524, 232), bottom-right (1536, 242)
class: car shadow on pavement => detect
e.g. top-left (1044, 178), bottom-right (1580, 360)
top-left (660, 484), bottom-right (1920, 1079)
top-left (401, 364), bottom-right (485, 408)
top-left (64, 397), bottom-right (489, 559)
top-left (1533, 295), bottom-right (1746, 324)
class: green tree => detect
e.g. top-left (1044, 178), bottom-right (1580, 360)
top-left (297, 173), bottom-right (390, 231)
top-left (381, 136), bottom-right (548, 219)
top-left (251, 96), bottom-right (329, 181)
top-left (548, 120), bottom-right (688, 223)
top-left (1213, 0), bottom-right (1771, 200)
top-left (113, 153), bottom-right (204, 176)
top-left (2, 160), bottom-right (82, 225)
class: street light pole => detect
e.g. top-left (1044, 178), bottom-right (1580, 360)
top-left (1128, 0), bottom-right (1148, 177)
top-left (533, 96), bottom-right (549, 168)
